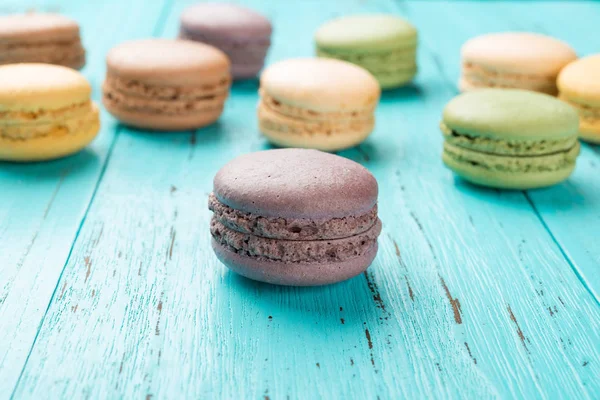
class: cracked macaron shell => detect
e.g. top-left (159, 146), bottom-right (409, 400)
top-left (213, 149), bottom-right (378, 220)
top-left (442, 89), bottom-right (579, 141)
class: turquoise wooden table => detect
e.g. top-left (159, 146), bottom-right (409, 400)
top-left (1, 0), bottom-right (599, 398)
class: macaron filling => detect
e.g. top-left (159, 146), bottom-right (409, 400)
top-left (440, 122), bottom-right (578, 156)
top-left (443, 141), bottom-right (580, 173)
top-left (209, 193), bottom-right (378, 240)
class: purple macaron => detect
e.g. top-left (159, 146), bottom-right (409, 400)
top-left (179, 3), bottom-right (272, 79)
top-left (208, 149), bottom-right (382, 286)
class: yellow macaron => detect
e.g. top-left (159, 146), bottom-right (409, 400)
top-left (558, 54), bottom-right (600, 144)
top-left (0, 63), bottom-right (99, 161)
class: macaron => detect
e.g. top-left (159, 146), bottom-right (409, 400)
top-left (0, 13), bottom-right (85, 69)
top-left (441, 89), bottom-right (580, 189)
top-left (0, 64), bottom-right (99, 162)
top-left (179, 3), bottom-right (272, 79)
top-left (102, 39), bottom-right (231, 131)
top-left (209, 148), bottom-right (382, 286)
top-left (460, 32), bottom-right (577, 95)
top-left (258, 58), bottom-right (380, 151)
top-left (558, 54), bottom-right (600, 144)
top-left (315, 15), bottom-right (418, 89)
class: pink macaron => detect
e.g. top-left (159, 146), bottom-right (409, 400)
top-left (179, 3), bottom-right (272, 79)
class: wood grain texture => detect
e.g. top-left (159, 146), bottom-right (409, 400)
top-left (2, 0), bottom-right (600, 399)
top-left (0, 0), bottom-right (168, 397)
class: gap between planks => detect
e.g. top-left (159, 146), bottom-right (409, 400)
top-left (8, 0), bottom-right (177, 398)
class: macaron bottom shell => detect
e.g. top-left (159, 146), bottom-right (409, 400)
top-left (442, 141), bottom-right (579, 190)
top-left (103, 98), bottom-right (223, 132)
top-left (212, 238), bottom-right (378, 286)
top-left (258, 118), bottom-right (374, 152)
top-left (0, 104), bottom-right (99, 162)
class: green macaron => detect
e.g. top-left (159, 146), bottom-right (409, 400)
top-left (441, 89), bottom-right (580, 190)
top-left (315, 15), bottom-right (417, 89)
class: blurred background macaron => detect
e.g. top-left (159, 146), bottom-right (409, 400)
top-left (179, 3), bottom-right (272, 80)
top-left (102, 39), bottom-right (231, 131)
top-left (258, 58), bottom-right (380, 151)
top-left (558, 54), bottom-right (600, 144)
top-left (315, 14), bottom-right (418, 89)
top-left (460, 32), bottom-right (576, 95)
top-left (0, 13), bottom-right (85, 69)
top-left (441, 89), bottom-right (580, 189)
top-left (0, 64), bottom-right (99, 162)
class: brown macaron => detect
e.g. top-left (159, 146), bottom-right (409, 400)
top-left (0, 13), bottom-right (85, 69)
top-left (102, 39), bottom-right (231, 131)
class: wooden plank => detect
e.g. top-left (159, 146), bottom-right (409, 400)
top-left (11, 0), bottom-right (600, 399)
top-left (412, 0), bottom-right (600, 304)
top-left (0, 0), bottom-right (168, 397)
top-left (490, 0), bottom-right (600, 303)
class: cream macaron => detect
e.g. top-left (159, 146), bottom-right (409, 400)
top-left (0, 63), bottom-right (99, 162)
top-left (460, 32), bottom-right (577, 95)
top-left (258, 58), bottom-right (380, 151)
top-left (558, 54), bottom-right (600, 144)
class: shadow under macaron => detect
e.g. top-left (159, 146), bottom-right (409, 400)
top-left (380, 83), bottom-right (423, 102)
top-left (450, 174), bottom-right (591, 212)
top-left (119, 121), bottom-right (224, 146)
top-left (0, 148), bottom-right (100, 180)
top-left (223, 265), bottom-right (383, 328)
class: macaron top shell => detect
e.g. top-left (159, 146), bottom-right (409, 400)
top-left (558, 54), bottom-right (600, 106)
top-left (260, 58), bottom-right (380, 112)
top-left (213, 149), bottom-right (378, 219)
top-left (0, 63), bottom-right (90, 111)
top-left (443, 89), bottom-right (579, 140)
top-left (461, 32), bottom-right (576, 76)
top-left (180, 3), bottom-right (272, 39)
top-left (315, 14), bottom-right (417, 50)
top-left (106, 39), bottom-right (230, 86)
top-left (0, 13), bottom-right (79, 43)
